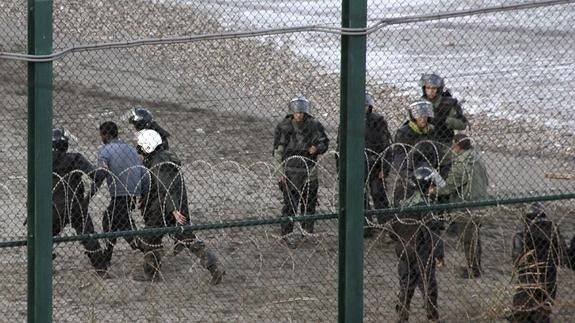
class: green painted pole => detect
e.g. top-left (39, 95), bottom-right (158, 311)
top-left (338, 0), bottom-right (367, 322)
top-left (27, 0), bottom-right (53, 322)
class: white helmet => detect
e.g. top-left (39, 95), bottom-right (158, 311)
top-left (136, 129), bottom-right (162, 154)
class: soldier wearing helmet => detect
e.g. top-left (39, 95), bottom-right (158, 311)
top-left (51, 128), bottom-right (109, 277)
top-left (132, 129), bottom-right (225, 284)
top-left (128, 106), bottom-right (171, 150)
top-left (429, 133), bottom-right (489, 279)
top-left (361, 92), bottom-right (393, 236)
top-left (508, 202), bottom-right (568, 323)
top-left (273, 96), bottom-right (329, 245)
top-left (419, 73), bottom-right (468, 144)
top-left (391, 101), bottom-right (445, 205)
top-left (390, 166), bottom-right (445, 323)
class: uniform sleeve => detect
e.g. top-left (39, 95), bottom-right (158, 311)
top-left (432, 230), bottom-right (444, 261)
top-left (157, 163), bottom-right (185, 215)
top-left (437, 156), bottom-right (469, 197)
top-left (392, 129), bottom-right (409, 173)
top-left (445, 101), bottom-right (468, 130)
top-left (313, 121), bottom-right (329, 154)
top-left (375, 116), bottom-right (393, 152)
top-left (75, 153), bottom-right (95, 174)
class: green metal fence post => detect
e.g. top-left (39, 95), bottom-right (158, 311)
top-left (338, 0), bottom-right (367, 322)
top-left (27, 0), bottom-right (54, 322)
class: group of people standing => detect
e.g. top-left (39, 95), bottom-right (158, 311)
top-left (51, 108), bottom-right (225, 284)
top-left (272, 73), bottom-right (575, 322)
top-left (47, 71), bottom-right (575, 321)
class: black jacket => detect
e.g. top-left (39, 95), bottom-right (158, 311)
top-left (52, 151), bottom-right (94, 210)
top-left (365, 110), bottom-right (393, 175)
top-left (147, 121), bottom-right (171, 150)
top-left (512, 214), bottom-right (566, 299)
top-left (142, 149), bottom-right (189, 222)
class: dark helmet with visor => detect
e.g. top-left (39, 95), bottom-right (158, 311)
top-left (128, 106), bottom-right (153, 130)
top-left (288, 96), bottom-right (311, 115)
top-left (52, 128), bottom-right (69, 152)
top-left (419, 73), bottom-right (445, 90)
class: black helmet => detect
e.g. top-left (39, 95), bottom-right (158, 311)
top-left (52, 128), bottom-right (69, 152)
top-left (288, 96), bottom-right (311, 115)
top-left (525, 202), bottom-right (545, 221)
top-left (128, 107), bottom-right (153, 131)
top-left (419, 73), bottom-right (445, 90)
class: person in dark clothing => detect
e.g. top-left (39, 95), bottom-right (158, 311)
top-left (507, 202), bottom-right (567, 323)
top-left (51, 128), bottom-right (108, 277)
top-left (419, 73), bottom-right (468, 144)
top-left (568, 235), bottom-right (575, 270)
top-left (133, 129), bottom-right (225, 284)
top-left (273, 96), bottom-right (329, 245)
top-left (362, 92), bottom-right (393, 236)
top-left (390, 166), bottom-right (445, 323)
top-left (391, 101), bottom-right (446, 206)
top-left (128, 106), bottom-right (171, 150)
top-left (91, 121), bottom-right (149, 267)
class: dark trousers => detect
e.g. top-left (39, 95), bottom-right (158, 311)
top-left (459, 216), bottom-right (482, 273)
top-left (139, 209), bottom-right (216, 277)
top-left (53, 204), bottom-right (106, 270)
top-left (280, 177), bottom-right (318, 235)
top-left (102, 196), bottom-right (137, 265)
top-left (364, 167), bottom-right (389, 225)
top-left (396, 253), bottom-right (439, 322)
top-left (509, 289), bottom-right (552, 323)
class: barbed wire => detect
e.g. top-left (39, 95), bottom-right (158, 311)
top-left (0, 0), bottom-right (570, 63)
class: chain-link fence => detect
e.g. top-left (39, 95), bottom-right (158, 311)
top-left (1, 0), bottom-right (575, 322)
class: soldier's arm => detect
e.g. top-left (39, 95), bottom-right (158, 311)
top-left (445, 101), bottom-right (468, 130)
top-left (436, 157), bottom-right (468, 197)
top-left (313, 121), bottom-right (329, 154)
top-left (272, 125), bottom-right (286, 179)
top-left (157, 163), bottom-right (184, 217)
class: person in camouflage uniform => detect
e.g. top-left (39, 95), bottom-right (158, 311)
top-left (419, 73), bottom-right (468, 144)
top-left (430, 133), bottom-right (489, 278)
top-left (273, 96), bottom-right (329, 243)
top-left (133, 129), bottom-right (225, 284)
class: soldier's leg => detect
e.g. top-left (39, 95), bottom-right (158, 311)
top-left (300, 178), bottom-right (318, 234)
top-left (396, 257), bottom-right (417, 322)
top-left (369, 173), bottom-right (389, 224)
top-left (419, 258), bottom-right (439, 321)
top-left (462, 216), bottom-right (482, 275)
top-left (134, 234), bottom-right (164, 282)
top-left (280, 182), bottom-right (299, 236)
top-left (174, 231), bottom-right (225, 285)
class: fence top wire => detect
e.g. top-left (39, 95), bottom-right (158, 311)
top-left (1, 0), bottom-right (570, 63)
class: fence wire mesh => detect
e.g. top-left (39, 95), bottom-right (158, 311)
top-left (1, 0), bottom-right (575, 322)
